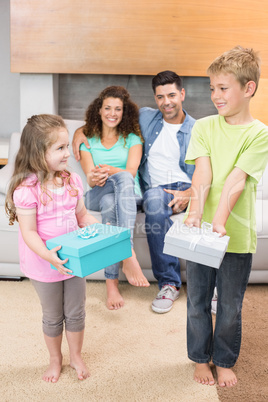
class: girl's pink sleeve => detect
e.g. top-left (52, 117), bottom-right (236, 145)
top-left (13, 186), bottom-right (37, 209)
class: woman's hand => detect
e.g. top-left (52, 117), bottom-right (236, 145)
top-left (90, 165), bottom-right (110, 187)
top-left (47, 245), bottom-right (72, 276)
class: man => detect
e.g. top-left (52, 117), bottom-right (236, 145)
top-left (72, 71), bottom-right (195, 313)
top-left (138, 71), bottom-right (195, 313)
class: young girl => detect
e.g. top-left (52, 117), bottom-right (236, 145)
top-left (5, 114), bottom-right (99, 383)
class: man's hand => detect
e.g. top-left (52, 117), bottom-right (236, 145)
top-left (72, 126), bottom-right (88, 161)
top-left (164, 187), bottom-right (191, 214)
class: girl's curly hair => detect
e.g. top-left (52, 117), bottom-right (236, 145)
top-left (83, 86), bottom-right (143, 142)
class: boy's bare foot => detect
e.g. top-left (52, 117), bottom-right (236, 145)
top-left (216, 366), bottom-right (237, 387)
top-left (122, 249), bottom-right (150, 287)
top-left (106, 279), bottom-right (124, 310)
top-left (194, 363), bottom-right (215, 386)
top-left (42, 356), bottom-right (62, 383)
top-left (70, 355), bottom-right (90, 380)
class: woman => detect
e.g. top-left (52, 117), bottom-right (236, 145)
top-left (79, 86), bottom-right (149, 310)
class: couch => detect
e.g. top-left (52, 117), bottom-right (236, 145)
top-left (0, 119), bottom-right (268, 283)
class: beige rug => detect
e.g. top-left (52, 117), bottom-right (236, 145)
top-left (217, 284), bottom-right (268, 402)
top-left (0, 280), bottom-right (218, 402)
top-left (0, 280), bottom-right (266, 401)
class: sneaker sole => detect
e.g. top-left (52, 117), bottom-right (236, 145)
top-left (151, 304), bottom-right (173, 314)
top-left (152, 296), bottom-right (179, 314)
top-left (151, 291), bottom-right (180, 314)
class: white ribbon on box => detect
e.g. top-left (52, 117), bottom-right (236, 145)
top-left (77, 226), bottom-right (99, 239)
top-left (185, 222), bottom-right (221, 251)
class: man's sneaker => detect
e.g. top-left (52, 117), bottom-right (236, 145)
top-left (152, 285), bottom-right (180, 314)
top-left (211, 287), bottom-right (218, 315)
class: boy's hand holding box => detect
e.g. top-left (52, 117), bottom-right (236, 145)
top-left (163, 221), bottom-right (230, 268)
top-left (46, 223), bottom-right (131, 277)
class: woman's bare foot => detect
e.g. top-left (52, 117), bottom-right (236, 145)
top-left (42, 355), bottom-right (62, 383)
top-left (122, 249), bottom-right (150, 287)
top-left (216, 366), bottom-right (237, 387)
top-left (106, 279), bottom-right (124, 310)
top-left (194, 363), bottom-right (215, 386)
top-left (70, 355), bottom-right (90, 380)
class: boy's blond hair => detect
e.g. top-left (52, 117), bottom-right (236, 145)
top-left (207, 45), bottom-right (261, 96)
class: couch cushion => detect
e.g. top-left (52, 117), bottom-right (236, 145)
top-left (256, 199), bottom-right (268, 237)
top-left (256, 163), bottom-right (268, 200)
top-left (64, 119), bottom-right (90, 193)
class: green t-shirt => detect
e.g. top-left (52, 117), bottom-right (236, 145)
top-left (80, 133), bottom-right (142, 196)
top-left (185, 115), bottom-right (268, 253)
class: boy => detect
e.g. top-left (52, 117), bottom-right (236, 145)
top-left (184, 46), bottom-right (268, 387)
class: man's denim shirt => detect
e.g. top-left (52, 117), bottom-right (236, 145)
top-left (138, 107), bottom-right (196, 193)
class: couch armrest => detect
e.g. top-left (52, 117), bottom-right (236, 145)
top-left (8, 132), bottom-right (21, 162)
top-left (0, 132), bottom-right (21, 196)
top-left (0, 162), bottom-right (14, 195)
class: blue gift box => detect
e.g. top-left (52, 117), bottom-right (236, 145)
top-left (46, 223), bottom-right (131, 278)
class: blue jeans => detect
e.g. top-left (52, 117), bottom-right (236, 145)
top-left (186, 252), bottom-right (252, 368)
top-left (142, 181), bottom-right (191, 289)
top-left (85, 172), bottom-right (142, 279)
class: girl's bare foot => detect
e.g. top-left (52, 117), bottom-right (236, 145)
top-left (42, 355), bottom-right (62, 383)
top-left (194, 363), bottom-right (215, 386)
top-left (106, 279), bottom-right (124, 310)
top-left (216, 366), bottom-right (237, 387)
top-left (122, 249), bottom-right (150, 287)
top-left (70, 355), bottom-right (90, 380)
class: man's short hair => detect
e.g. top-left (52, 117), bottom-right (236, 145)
top-left (152, 70), bottom-right (183, 93)
top-left (207, 46), bottom-right (261, 96)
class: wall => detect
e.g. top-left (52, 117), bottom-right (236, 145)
top-left (59, 75), bottom-right (216, 121)
top-left (0, 0), bottom-right (20, 138)
top-left (10, 0), bottom-right (268, 77)
top-left (2, 0), bottom-right (217, 140)
top-left (2, 0), bottom-right (267, 138)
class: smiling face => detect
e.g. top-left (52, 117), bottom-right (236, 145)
top-left (45, 128), bottom-right (70, 175)
top-left (209, 73), bottom-right (253, 124)
top-left (154, 83), bottom-right (185, 124)
top-left (99, 97), bottom-right (124, 130)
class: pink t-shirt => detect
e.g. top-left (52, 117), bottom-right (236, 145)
top-left (13, 172), bottom-right (83, 282)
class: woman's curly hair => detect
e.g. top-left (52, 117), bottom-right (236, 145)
top-left (83, 86), bottom-right (143, 143)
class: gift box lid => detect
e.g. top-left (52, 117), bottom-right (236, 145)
top-left (165, 221), bottom-right (230, 257)
top-left (46, 223), bottom-right (130, 257)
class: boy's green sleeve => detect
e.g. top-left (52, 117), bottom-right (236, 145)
top-left (185, 121), bottom-right (210, 165)
top-left (235, 127), bottom-right (268, 183)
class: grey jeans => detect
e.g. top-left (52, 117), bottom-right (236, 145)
top-left (31, 276), bottom-right (86, 337)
